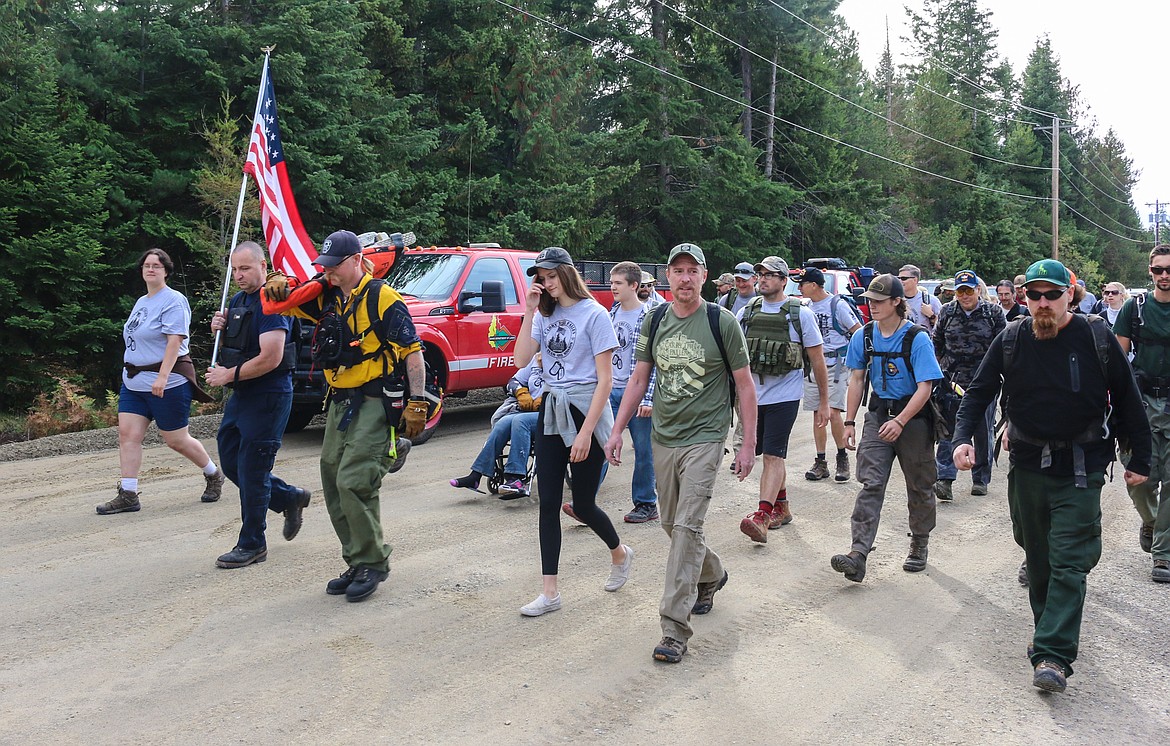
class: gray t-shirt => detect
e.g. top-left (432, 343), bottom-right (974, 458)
top-left (736, 301), bottom-right (823, 405)
top-left (122, 286), bottom-right (192, 392)
top-left (807, 294), bottom-right (861, 354)
top-left (532, 298), bottom-right (618, 387)
top-left (610, 303), bottom-right (646, 387)
top-left (905, 290), bottom-right (942, 331)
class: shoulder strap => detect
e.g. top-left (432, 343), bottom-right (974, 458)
top-left (1001, 317), bottom-right (1030, 375)
top-left (706, 302), bottom-right (736, 407)
top-left (742, 295), bottom-right (763, 327)
top-left (1133, 291), bottom-right (1147, 347)
top-left (785, 299), bottom-right (803, 340)
top-left (901, 324), bottom-right (922, 381)
top-left (1083, 314), bottom-right (1111, 377)
top-left (645, 301), bottom-right (670, 353)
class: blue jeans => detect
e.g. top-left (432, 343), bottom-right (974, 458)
top-left (610, 387), bottom-right (657, 506)
top-left (472, 412), bottom-right (537, 478)
top-left (217, 389), bottom-right (301, 551)
top-left (937, 398), bottom-right (997, 485)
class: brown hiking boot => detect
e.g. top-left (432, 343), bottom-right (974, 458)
top-left (96, 485), bottom-right (140, 515)
top-left (692, 571), bottom-right (729, 615)
top-left (804, 458), bottom-right (830, 481)
top-left (903, 534), bottom-right (929, 572)
top-left (769, 500), bottom-right (793, 528)
top-left (739, 510), bottom-right (770, 543)
top-left (834, 452), bottom-right (851, 482)
top-left (200, 468), bottom-right (226, 503)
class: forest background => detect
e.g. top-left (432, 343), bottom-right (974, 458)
top-left (0, 0), bottom-right (1151, 416)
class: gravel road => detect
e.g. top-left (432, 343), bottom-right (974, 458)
top-left (1, 405), bottom-right (1167, 744)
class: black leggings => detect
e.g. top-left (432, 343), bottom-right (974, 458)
top-left (535, 403), bottom-right (620, 576)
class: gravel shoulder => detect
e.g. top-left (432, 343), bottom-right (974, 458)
top-left (1, 407), bottom-right (1167, 744)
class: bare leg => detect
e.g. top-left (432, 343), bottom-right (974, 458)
top-left (118, 414), bottom-right (150, 479)
top-left (159, 426), bottom-right (214, 469)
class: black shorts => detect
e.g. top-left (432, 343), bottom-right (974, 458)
top-left (756, 400), bottom-right (801, 458)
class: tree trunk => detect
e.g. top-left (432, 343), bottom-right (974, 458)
top-left (652, 0), bottom-right (669, 197)
top-left (764, 48), bottom-right (777, 178)
top-left (740, 29), bottom-right (752, 143)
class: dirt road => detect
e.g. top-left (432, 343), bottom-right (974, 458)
top-left (2, 404), bottom-right (1167, 744)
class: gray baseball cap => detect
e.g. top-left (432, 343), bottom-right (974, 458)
top-left (668, 243), bottom-right (706, 266)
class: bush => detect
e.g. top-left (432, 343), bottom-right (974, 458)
top-left (25, 378), bottom-right (119, 439)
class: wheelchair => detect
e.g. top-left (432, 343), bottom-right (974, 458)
top-left (487, 432), bottom-right (537, 498)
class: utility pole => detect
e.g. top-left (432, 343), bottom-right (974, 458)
top-left (1146, 200), bottom-right (1165, 244)
top-left (1035, 117), bottom-right (1075, 259)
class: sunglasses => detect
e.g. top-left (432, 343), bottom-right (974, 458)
top-left (1103, 290), bottom-right (1121, 296)
top-left (955, 286), bottom-right (976, 294)
top-left (897, 276), bottom-right (916, 281)
top-left (1025, 288), bottom-right (1067, 301)
top-left (1150, 266), bottom-right (1170, 275)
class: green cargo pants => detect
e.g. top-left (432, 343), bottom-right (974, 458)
top-left (1126, 392), bottom-right (1170, 559)
top-left (322, 397), bottom-right (393, 573)
top-left (1008, 465), bottom-right (1104, 677)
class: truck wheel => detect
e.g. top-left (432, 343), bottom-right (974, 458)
top-left (284, 406), bottom-right (318, 434)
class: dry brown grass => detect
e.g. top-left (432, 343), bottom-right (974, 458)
top-left (25, 378), bottom-right (119, 439)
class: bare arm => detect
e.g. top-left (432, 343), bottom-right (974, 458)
top-left (205, 329), bottom-right (286, 387)
top-left (843, 367), bottom-right (865, 449)
top-left (405, 348), bottom-right (425, 396)
top-left (806, 344), bottom-right (829, 428)
top-left (514, 282), bottom-right (542, 368)
top-left (731, 365), bottom-right (758, 480)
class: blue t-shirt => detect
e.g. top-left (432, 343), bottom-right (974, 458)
top-left (845, 321), bottom-right (942, 400)
top-left (231, 290), bottom-right (293, 395)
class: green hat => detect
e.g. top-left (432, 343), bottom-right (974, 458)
top-left (668, 242), bottom-right (706, 266)
top-left (1023, 259), bottom-right (1071, 288)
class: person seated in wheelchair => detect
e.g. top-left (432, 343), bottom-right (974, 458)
top-left (450, 356), bottom-right (543, 499)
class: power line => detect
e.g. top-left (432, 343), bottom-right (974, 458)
top-left (1059, 172), bottom-right (1145, 236)
top-left (658, 1), bottom-right (1050, 173)
top-left (490, 0), bottom-right (1050, 204)
top-left (1038, 128), bottom-right (1134, 206)
top-left (1059, 200), bottom-right (1148, 244)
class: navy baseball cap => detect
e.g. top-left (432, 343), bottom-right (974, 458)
top-left (315, 230), bottom-right (362, 267)
top-left (526, 246), bottom-right (574, 276)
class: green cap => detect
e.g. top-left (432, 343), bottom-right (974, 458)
top-left (668, 242), bottom-right (706, 266)
top-left (1023, 259), bottom-right (1071, 288)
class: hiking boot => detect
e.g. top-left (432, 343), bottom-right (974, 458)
top-left (805, 458), bottom-right (830, 481)
top-left (562, 503), bottom-right (585, 524)
top-left (282, 488), bottom-right (311, 541)
top-left (653, 636), bottom-right (687, 663)
top-left (834, 452), bottom-right (851, 482)
top-left (830, 551), bottom-right (867, 582)
top-left (604, 545), bottom-right (634, 592)
top-left (692, 571), bottom-right (729, 615)
top-left (769, 500), bottom-right (793, 529)
top-left (624, 502), bottom-right (659, 523)
top-left (1033, 660), bottom-right (1067, 693)
top-left (200, 468), bottom-right (226, 503)
top-left (971, 483), bottom-right (988, 496)
top-left (1018, 560), bottom-right (1029, 587)
top-left (345, 567), bottom-right (389, 602)
top-left (215, 546), bottom-right (267, 569)
top-left (933, 479), bottom-right (954, 503)
top-left (903, 534), bottom-right (929, 572)
top-left (520, 593), bottom-right (562, 617)
top-left (1141, 524), bottom-right (1154, 553)
top-left (96, 486), bottom-right (140, 515)
top-left (739, 509), bottom-right (770, 543)
top-left (325, 566), bottom-right (358, 595)
top-left (386, 437), bottom-right (411, 474)
top-left (497, 479), bottom-right (529, 500)
top-left (1153, 559), bottom-right (1170, 583)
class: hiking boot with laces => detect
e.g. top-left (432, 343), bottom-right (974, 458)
top-left (215, 545), bottom-right (267, 569)
top-left (692, 571), bottom-right (729, 615)
top-left (1033, 660), bottom-right (1067, 693)
top-left (834, 452), bottom-right (851, 482)
top-left (830, 551), bottom-right (866, 582)
top-left (326, 566), bottom-right (358, 595)
top-left (282, 488), bottom-right (311, 541)
top-left (653, 636), bottom-right (687, 663)
top-left (739, 509), bottom-right (770, 543)
top-left (200, 468), bottom-right (226, 503)
top-left (933, 479), bottom-right (953, 503)
top-left (624, 503), bottom-right (659, 523)
top-left (96, 485), bottom-right (141, 515)
top-left (805, 458), bottom-right (830, 481)
top-left (1153, 559), bottom-right (1170, 583)
top-left (768, 500), bottom-right (793, 529)
top-left (1141, 524), bottom-right (1154, 553)
top-left (345, 567), bottom-right (389, 602)
top-left (903, 534), bottom-right (929, 572)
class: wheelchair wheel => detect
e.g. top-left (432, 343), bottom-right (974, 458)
top-left (488, 476), bottom-right (502, 495)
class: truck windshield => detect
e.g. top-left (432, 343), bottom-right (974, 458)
top-left (384, 254), bottom-right (469, 300)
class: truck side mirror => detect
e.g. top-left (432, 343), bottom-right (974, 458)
top-left (458, 280), bottom-right (507, 314)
top-left (851, 286), bottom-right (866, 302)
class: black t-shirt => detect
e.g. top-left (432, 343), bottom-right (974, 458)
top-left (954, 315), bottom-right (1151, 476)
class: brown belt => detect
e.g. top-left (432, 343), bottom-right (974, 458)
top-left (124, 354), bottom-right (215, 403)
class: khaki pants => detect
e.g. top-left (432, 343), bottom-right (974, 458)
top-left (653, 440), bottom-right (726, 641)
top-left (849, 410), bottom-right (937, 554)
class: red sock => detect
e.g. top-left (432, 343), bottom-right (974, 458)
top-left (775, 488), bottom-right (787, 504)
top-left (758, 500), bottom-right (773, 513)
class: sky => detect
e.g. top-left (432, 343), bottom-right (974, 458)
top-left (837, 0), bottom-right (1168, 228)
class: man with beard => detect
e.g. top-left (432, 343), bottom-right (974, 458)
top-left (996, 279), bottom-right (1028, 322)
top-left (1114, 244), bottom-right (1170, 583)
top-left (952, 258), bottom-right (1150, 694)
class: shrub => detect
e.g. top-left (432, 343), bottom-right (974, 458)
top-left (25, 378), bottom-right (118, 439)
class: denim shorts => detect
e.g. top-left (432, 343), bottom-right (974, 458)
top-left (756, 400), bottom-right (801, 458)
top-left (118, 382), bottom-right (193, 432)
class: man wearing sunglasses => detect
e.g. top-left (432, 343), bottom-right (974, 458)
top-left (952, 258), bottom-right (1150, 694)
top-left (932, 270), bottom-right (1005, 502)
top-left (1114, 245), bottom-right (1170, 585)
top-left (899, 264), bottom-right (941, 332)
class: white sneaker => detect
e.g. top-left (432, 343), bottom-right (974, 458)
top-left (604, 544), bottom-right (634, 592)
top-left (520, 593), bottom-right (562, 617)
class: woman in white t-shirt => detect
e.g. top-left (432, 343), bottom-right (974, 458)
top-left (513, 247), bottom-right (632, 617)
top-left (96, 249), bottom-right (222, 516)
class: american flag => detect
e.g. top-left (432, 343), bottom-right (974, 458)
top-left (243, 57), bottom-right (317, 280)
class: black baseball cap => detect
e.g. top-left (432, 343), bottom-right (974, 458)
top-left (526, 246), bottom-right (574, 276)
top-left (314, 230), bottom-right (362, 267)
top-left (798, 266), bottom-right (825, 286)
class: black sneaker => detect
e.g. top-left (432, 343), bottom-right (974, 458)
top-left (386, 438), bottom-right (412, 474)
top-left (283, 488), bottom-right (312, 541)
top-left (933, 480), bottom-right (953, 502)
top-left (326, 567), bottom-right (358, 595)
top-left (653, 636), bottom-right (687, 663)
top-left (692, 571), bottom-right (729, 615)
top-left (215, 546), bottom-right (267, 569)
top-left (830, 551), bottom-right (867, 582)
top-left (624, 503), bottom-right (659, 523)
top-left (1018, 560), bottom-right (1029, 586)
top-left (345, 567), bottom-right (389, 602)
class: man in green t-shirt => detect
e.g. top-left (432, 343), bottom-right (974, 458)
top-left (606, 242), bottom-right (757, 664)
top-left (1114, 244), bottom-right (1170, 584)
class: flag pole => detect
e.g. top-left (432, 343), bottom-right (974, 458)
top-left (211, 46), bottom-right (275, 367)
